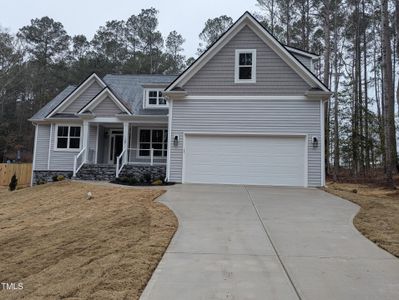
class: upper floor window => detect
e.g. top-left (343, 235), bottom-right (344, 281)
top-left (56, 125), bottom-right (81, 150)
top-left (144, 89), bottom-right (168, 109)
top-left (235, 49), bottom-right (256, 83)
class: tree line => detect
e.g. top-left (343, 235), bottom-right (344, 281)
top-left (1, 3), bottom-right (398, 186)
top-left (255, 0), bottom-right (398, 186)
top-left (0, 7), bottom-right (217, 163)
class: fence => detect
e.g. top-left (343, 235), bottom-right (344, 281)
top-left (0, 163), bottom-right (32, 187)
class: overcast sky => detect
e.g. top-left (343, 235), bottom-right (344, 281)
top-left (1, 0), bottom-right (259, 58)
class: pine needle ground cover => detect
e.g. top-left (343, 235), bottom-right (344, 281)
top-left (325, 181), bottom-right (399, 258)
top-left (0, 181), bottom-right (177, 299)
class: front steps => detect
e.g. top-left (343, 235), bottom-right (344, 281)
top-left (76, 164), bottom-right (116, 181)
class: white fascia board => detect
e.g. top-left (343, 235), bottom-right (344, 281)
top-left (47, 73), bottom-right (106, 118)
top-left (285, 46), bottom-right (320, 60)
top-left (245, 20), bottom-right (329, 92)
top-left (184, 95), bottom-right (310, 101)
top-left (166, 14), bottom-right (248, 91)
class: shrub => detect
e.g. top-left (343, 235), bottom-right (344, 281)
top-left (9, 174), bottom-right (18, 191)
top-left (57, 175), bottom-right (65, 181)
top-left (52, 175), bottom-right (58, 182)
top-left (128, 177), bottom-right (138, 185)
top-left (119, 176), bottom-right (129, 183)
top-left (143, 172), bottom-right (152, 184)
top-left (152, 179), bottom-right (163, 185)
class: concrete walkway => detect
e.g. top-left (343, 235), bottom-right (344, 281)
top-left (140, 184), bottom-right (399, 300)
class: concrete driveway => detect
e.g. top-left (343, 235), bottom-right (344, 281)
top-left (140, 184), bottom-right (399, 300)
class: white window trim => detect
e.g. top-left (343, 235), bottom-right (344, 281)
top-left (143, 89), bottom-right (169, 109)
top-left (54, 124), bottom-right (82, 152)
top-left (136, 128), bottom-right (168, 158)
top-left (234, 49), bottom-right (257, 83)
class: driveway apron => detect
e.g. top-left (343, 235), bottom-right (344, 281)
top-left (140, 184), bottom-right (399, 300)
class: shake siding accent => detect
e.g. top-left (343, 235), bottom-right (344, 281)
top-left (92, 96), bottom-right (123, 116)
top-left (61, 81), bottom-right (103, 114)
top-left (292, 53), bottom-right (312, 69)
top-left (170, 99), bottom-right (321, 187)
top-left (183, 26), bottom-right (310, 95)
top-left (34, 125), bottom-right (50, 170)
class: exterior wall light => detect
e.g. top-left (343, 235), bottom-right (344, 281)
top-left (312, 136), bottom-right (319, 148)
top-left (174, 135), bottom-right (179, 146)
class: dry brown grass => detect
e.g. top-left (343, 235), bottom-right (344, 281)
top-left (0, 181), bottom-right (177, 299)
top-left (325, 181), bottom-right (399, 257)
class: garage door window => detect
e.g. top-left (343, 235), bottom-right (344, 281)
top-left (138, 129), bottom-right (167, 157)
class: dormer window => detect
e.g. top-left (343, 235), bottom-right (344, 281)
top-left (235, 49), bottom-right (256, 83)
top-left (144, 89), bottom-right (168, 109)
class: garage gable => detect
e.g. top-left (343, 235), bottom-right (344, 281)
top-left (183, 25), bottom-right (310, 95)
top-left (166, 12), bottom-right (329, 94)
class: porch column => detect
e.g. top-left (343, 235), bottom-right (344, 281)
top-left (123, 122), bottom-right (129, 163)
top-left (82, 120), bottom-right (89, 162)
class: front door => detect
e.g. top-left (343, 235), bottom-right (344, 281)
top-left (108, 132), bottom-right (123, 164)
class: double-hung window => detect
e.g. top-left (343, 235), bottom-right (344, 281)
top-left (144, 89), bottom-right (168, 108)
top-left (56, 125), bottom-right (81, 150)
top-left (138, 129), bottom-right (168, 157)
top-left (235, 49), bottom-right (256, 83)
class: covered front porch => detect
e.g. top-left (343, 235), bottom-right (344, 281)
top-left (73, 116), bottom-right (168, 178)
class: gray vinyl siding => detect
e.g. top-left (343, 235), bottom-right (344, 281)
top-left (97, 126), bottom-right (106, 163)
top-left (61, 81), bottom-right (103, 114)
top-left (48, 123), bottom-right (83, 171)
top-left (183, 25), bottom-right (311, 95)
top-left (34, 125), bottom-right (50, 170)
top-left (88, 125), bottom-right (97, 163)
top-left (92, 96), bottom-right (123, 116)
top-left (46, 123), bottom-right (96, 171)
top-left (291, 53), bottom-right (312, 69)
top-left (170, 99), bottom-right (322, 187)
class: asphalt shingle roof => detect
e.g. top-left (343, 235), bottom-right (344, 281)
top-left (102, 74), bottom-right (176, 115)
top-left (30, 85), bottom-right (76, 120)
top-left (29, 74), bottom-right (177, 121)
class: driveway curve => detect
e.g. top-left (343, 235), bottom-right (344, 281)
top-left (141, 184), bottom-right (399, 300)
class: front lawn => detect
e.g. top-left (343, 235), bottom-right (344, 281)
top-left (325, 182), bottom-right (399, 258)
top-left (0, 181), bottom-right (177, 299)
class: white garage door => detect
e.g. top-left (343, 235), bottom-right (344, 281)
top-left (184, 134), bottom-right (306, 187)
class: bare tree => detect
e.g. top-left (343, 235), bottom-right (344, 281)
top-left (381, 0), bottom-right (396, 187)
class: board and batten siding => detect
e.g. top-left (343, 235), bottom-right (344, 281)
top-left (61, 81), bottom-right (103, 114)
top-left (169, 98), bottom-right (322, 187)
top-left (33, 124), bottom-right (50, 170)
top-left (182, 25), bottom-right (311, 95)
top-left (92, 96), bottom-right (123, 116)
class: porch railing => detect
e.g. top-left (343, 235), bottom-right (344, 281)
top-left (115, 148), bottom-right (167, 178)
top-left (116, 148), bottom-right (127, 178)
top-left (73, 147), bottom-right (86, 177)
top-left (126, 148), bottom-right (167, 165)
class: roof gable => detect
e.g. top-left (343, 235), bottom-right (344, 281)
top-left (183, 25), bottom-right (310, 95)
top-left (47, 73), bottom-right (106, 118)
top-left (166, 12), bottom-right (329, 93)
top-left (30, 85), bottom-right (76, 121)
top-left (77, 87), bottom-right (131, 116)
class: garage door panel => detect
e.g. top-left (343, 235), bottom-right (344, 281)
top-left (184, 135), bottom-right (306, 186)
